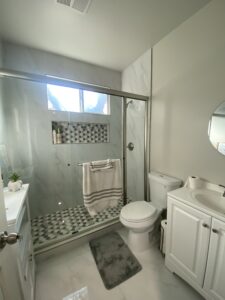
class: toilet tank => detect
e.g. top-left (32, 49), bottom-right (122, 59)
top-left (149, 172), bottom-right (182, 210)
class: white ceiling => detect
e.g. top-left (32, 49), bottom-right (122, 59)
top-left (0, 0), bottom-right (210, 71)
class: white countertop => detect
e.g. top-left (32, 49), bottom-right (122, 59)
top-left (168, 186), bottom-right (225, 223)
top-left (4, 184), bottom-right (29, 225)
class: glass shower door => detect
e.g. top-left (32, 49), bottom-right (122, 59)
top-left (0, 75), bottom-right (125, 250)
top-left (0, 77), bottom-right (74, 248)
top-left (126, 98), bottom-right (145, 202)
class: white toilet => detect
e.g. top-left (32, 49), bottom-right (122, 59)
top-left (120, 172), bottom-right (182, 252)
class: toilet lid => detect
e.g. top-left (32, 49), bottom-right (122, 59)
top-left (121, 201), bottom-right (157, 222)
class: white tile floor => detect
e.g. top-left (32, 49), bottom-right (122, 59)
top-left (35, 228), bottom-right (204, 300)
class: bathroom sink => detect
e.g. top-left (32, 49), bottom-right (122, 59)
top-left (191, 189), bottom-right (225, 214)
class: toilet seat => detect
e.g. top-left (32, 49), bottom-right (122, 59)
top-left (120, 201), bottom-right (157, 223)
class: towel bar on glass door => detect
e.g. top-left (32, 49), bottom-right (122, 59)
top-left (77, 159), bottom-right (113, 167)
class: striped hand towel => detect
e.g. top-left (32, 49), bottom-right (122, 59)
top-left (83, 159), bottom-right (122, 216)
top-left (90, 159), bottom-right (113, 171)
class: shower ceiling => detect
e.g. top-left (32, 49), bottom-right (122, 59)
top-left (0, 0), bottom-right (210, 71)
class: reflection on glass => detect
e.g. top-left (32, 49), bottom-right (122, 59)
top-left (208, 101), bottom-right (225, 155)
top-left (47, 84), bottom-right (109, 115)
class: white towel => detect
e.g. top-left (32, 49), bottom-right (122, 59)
top-left (83, 159), bottom-right (122, 216)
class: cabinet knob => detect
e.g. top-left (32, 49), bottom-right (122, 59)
top-left (212, 228), bottom-right (219, 234)
top-left (202, 223), bottom-right (209, 228)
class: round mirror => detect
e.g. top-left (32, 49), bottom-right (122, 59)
top-left (208, 101), bottom-right (225, 155)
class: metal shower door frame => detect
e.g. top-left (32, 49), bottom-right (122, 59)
top-left (0, 68), bottom-right (150, 206)
top-left (122, 96), bottom-right (151, 205)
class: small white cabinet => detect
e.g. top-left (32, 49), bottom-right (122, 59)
top-left (204, 218), bottom-right (225, 300)
top-left (166, 199), bottom-right (211, 286)
top-left (166, 196), bottom-right (225, 300)
top-left (4, 184), bottom-right (35, 300)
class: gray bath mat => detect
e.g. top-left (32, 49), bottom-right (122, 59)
top-left (89, 232), bottom-right (142, 289)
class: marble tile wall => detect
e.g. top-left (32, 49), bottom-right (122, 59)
top-left (0, 42), bottom-right (9, 182)
top-left (0, 40), bottom-right (2, 68)
top-left (1, 43), bottom-right (122, 218)
top-left (0, 41), bottom-right (4, 144)
top-left (122, 49), bottom-right (151, 201)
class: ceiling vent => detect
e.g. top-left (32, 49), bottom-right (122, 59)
top-left (56, 0), bottom-right (92, 14)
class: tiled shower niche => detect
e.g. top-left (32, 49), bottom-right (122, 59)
top-left (52, 121), bottom-right (109, 144)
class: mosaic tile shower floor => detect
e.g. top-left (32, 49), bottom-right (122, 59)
top-left (31, 200), bottom-right (124, 250)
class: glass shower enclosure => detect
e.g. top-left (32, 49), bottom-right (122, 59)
top-left (0, 69), bottom-right (149, 252)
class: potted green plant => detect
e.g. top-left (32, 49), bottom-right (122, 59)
top-left (8, 173), bottom-right (23, 192)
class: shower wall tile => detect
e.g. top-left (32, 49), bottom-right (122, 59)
top-left (122, 49), bottom-right (151, 201)
top-left (0, 79), bottom-right (4, 145)
top-left (1, 43), bottom-right (122, 218)
top-left (0, 41), bottom-right (2, 68)
top-left (0, 41), bottom-right (4, 145)
top-left (122, 49), bottom-right (151, 96)
top-left (0, 43), bottom-right (7, 181)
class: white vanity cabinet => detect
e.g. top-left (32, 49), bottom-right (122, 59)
top-left (204, 218), bottom-right (225, 299)
top-left (4, 184), bottom-right (35, 300)
top-left (166, 195), bottom-right (225, 300)
top-left (166, 198), bottom-right (211, 287)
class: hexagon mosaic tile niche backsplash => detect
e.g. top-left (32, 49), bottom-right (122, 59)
top-left (52, 121), bottom-right (110, 144)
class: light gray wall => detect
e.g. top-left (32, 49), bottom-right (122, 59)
top-left (151, 0), bottom-right (225, 184)
top-left (122, 49), bottom-right (151, 201)
top-left (0, 40), bottom-right (3, 143)
top-left (1, 42), bottom-right (122, 218)
top-left (2, 42), bottom-right (121, 89)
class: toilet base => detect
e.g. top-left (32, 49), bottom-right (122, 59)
top-left (128, 230), bottom-right (150, 252)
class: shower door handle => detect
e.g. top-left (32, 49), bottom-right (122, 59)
top-left (127, 142), bottom-right (134, 151)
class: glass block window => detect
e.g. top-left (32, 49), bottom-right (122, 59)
top-left (47, 84), bottom-right (109, 115)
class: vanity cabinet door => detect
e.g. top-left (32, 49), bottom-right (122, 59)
top-left (166, 198), bottom-right (211, 287)
top-left (204, 218), bottom-right (225, 300)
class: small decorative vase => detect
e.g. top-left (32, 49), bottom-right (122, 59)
top-left (8, 180), bottom-right (23, 192)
